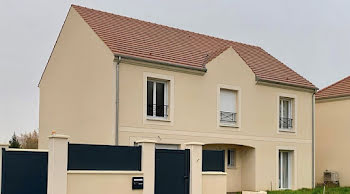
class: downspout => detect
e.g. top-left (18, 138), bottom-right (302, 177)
top-left (312, 91), bottom-right (316, 188)
top-left (114, 56), bottom-right (121, 145)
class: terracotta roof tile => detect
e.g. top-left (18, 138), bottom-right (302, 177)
top-left (316, 76), bottom-right (350, 99)
top-left (72, 5), bottom-right (316, 89)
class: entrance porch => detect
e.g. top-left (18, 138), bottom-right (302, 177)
top-left (203, 144), bottom-right (256, 193)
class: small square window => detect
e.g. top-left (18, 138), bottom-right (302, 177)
top-left (147, 79), bottom-right (168, 118)
top-left (227, 149), bottom-right (235, 167)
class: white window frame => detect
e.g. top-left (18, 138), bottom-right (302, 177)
top-left (280, 98), bottom-right (292, 119)
top-left (277, 93), bottom-right (297, 134)
top-left (217, 84), bottom-right (241, 129)
top-left (276, 146), bottom-right (297, 190)
top-left (143, 72), bottom-right (174, 125)
top-left (279, 150), bottom-right (292, 189)
top-left (220, 89), bottom-right (237, 124)
top-left (147, 79), bottom-right (168, 118)
top-left (227, 149), bottom-right (236, 168)
top-left (279, 98), bottom-right (292, 130)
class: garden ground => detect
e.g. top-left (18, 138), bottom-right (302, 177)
top-left (267, 187), bottom-right (350, 194)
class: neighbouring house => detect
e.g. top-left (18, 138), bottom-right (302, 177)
top-left (316, 76), bottom-right (350, 186)
top-left (38, 5), bottom-right (317, 192)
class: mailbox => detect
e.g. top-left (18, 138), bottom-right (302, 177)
top-left (132, 177), bottom-right (144, 189)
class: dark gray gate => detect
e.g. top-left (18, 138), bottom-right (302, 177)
top-left (155, 149), bottom-right (190, 194)
top-left (1, 149), bottom-right (48, 194)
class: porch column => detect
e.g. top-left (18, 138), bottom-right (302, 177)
top-left (136, 140), bottom-right (156, 194)
top-left (0, 144), bottom-right (9, 192)
top-left (47, 134), bottom-right (69, 194)
top-left (185, 142), bottom-right (204, 194)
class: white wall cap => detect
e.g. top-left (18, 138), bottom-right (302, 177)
top-left (68, 170), bottom-right (144, 175)
top-left (6, 148), bottom-right (48, 152)
top-left (184, 142), bottom-right (205, 146)
top-left (202, 172), bottom-right (227, 175)
top-left (135, 139), bottom-right (157, 144)
top-left (48, 134), bottom-right (70, 139)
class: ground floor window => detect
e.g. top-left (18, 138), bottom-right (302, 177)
top-left (279, 150), bottom-right (292, 189)
top-left (227, 149), bottom-right (236, 168)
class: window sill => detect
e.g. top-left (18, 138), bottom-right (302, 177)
top-left (146, 117), bottom-right (171, 122)
top-left (278, 129), bottom-right (296, 133)
top-left (219, 123), bottom-right (239, 128)
top-left (278, 187), bottom-right (292, 190)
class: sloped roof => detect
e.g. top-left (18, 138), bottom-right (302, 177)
top-left (316, 76), bottom-right (350, 100)
top-left (72, 5), bottom-right (316, 89)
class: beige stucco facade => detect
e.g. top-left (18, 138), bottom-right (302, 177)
top-left (39, 7), bottom-right (314, 192)
top-left (202, 172), bottom-right (227, 194)
top-left (116, 48), bottom-right (313, 191)
top-left (316, 98), bottom-right (350, 186)
top-left (39, 7), bottom-right (116, 148)
top-left (67, 171), bottom-right (143, 194)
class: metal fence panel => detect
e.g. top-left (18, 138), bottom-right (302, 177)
top-left (68, 143), bottom-right (142, 171)
top-left (202, 150), bottom-right (225, 172)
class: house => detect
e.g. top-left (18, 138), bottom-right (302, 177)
top-left (315, 76), bottom-right (350, 186)
top-left (38, 5), bottom-right (317, 192)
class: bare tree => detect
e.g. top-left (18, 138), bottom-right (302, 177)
top-left (18, 130), bottom-right (38, 149)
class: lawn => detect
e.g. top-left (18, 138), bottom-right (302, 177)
top-left (268, 187), bottom-right (350, 194)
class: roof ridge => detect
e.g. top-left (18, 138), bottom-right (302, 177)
top-left (317, 75), bottom-right (350, 94)
top-left (71, 4), bottom-right (260, 49)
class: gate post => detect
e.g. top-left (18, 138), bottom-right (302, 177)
top-left (185, 142), bottom-right (204, 194)
top-left (0, 144), bottom-right (9, 193)
top-left (47, 134), bottom-right (69, 194)
top-left (136, 140), bottom-right (156, 194)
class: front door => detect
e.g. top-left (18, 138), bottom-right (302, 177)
top-left (155, 149), bottom-right (189, 194)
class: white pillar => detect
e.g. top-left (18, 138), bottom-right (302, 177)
top-left (47, 134), bottom-right (69, 194)
top-left (0, 144), bottom-right (9, 192)
top-left (136, 140), bottom-right (156, 194)
top-left (185, 142), bottom-right (204, 194)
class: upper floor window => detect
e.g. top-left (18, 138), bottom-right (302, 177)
top-left (279, 97), bottom-right (293, 130)
top-left (220, 89), bottom-right (237, 125)
top-left (147, 79), bottom-right (168, 118)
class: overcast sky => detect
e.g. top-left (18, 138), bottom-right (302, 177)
top-left (1, 0), bottom-right (349, 143)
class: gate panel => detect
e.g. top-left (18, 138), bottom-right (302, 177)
top-left (155, 149), bottom-right (189, 194)
top-left (202, 150), bottom-right (225, 172)
top-left (1, 149), bottom-right (48, 194)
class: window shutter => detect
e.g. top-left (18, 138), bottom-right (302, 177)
top-left (220, 89), bottom-right (236, 113)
